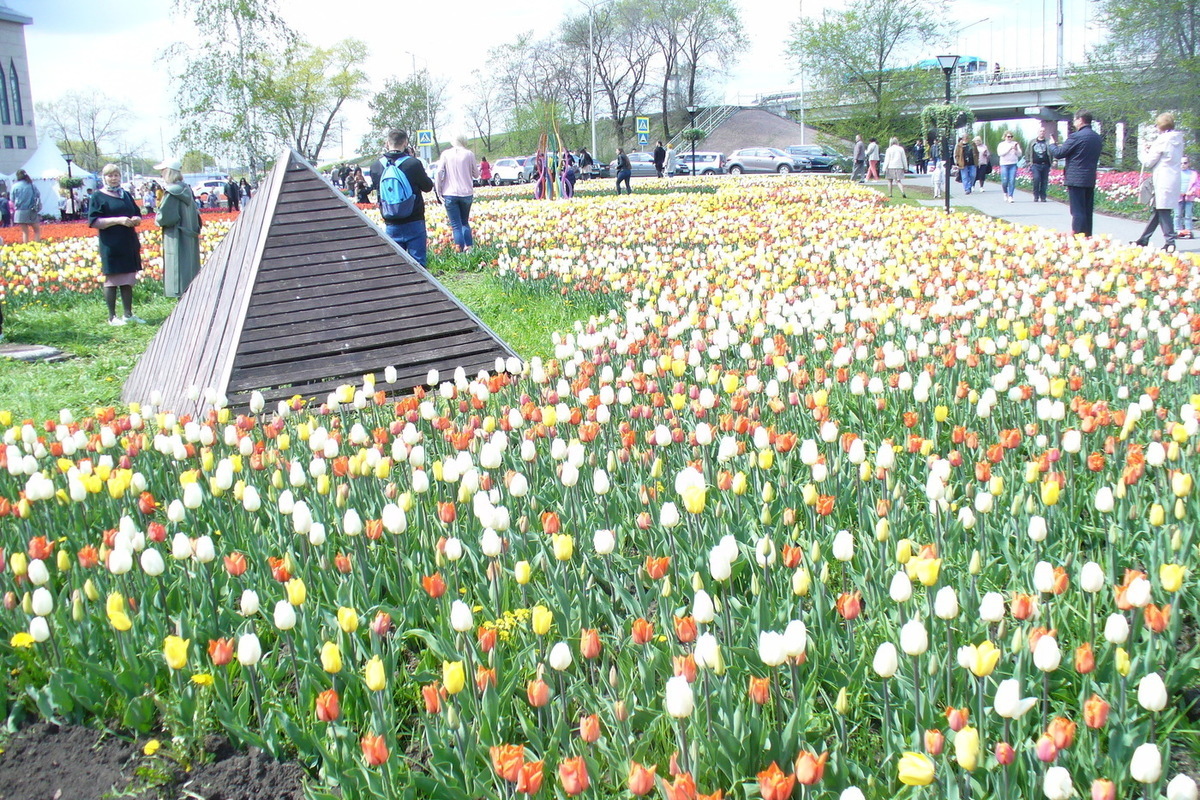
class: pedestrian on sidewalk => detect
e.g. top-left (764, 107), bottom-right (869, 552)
top-left (1028, 130), bottom-right (1052, 202)
top-left (866, 138), bottom-right (880, 180)
top-left (930, 155), bottom-right (946, 198)
top-left (883, 137), bottom-right (909, 197)
top-left (614, 148), bottom-right (632, 195)
top-left (1176, 155), bottom-right (1197, 235)
top-left (912, 139), bottom-right (926, 174)
top-left (996, 132), bottom-right (1022, 202)
top-left (1134, 112), bottom-right (1184, 252)
top-left (1047, 111), bottom-right (1102, 236)
top-left (851, 135), bottom-right (866, 182)
top-left (973, 136), bottom-right (991, 192)
top-left (954, 134), bottom-right (978, 195)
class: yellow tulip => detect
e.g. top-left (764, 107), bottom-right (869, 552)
top-left (163, 636), bottom-right (189, 670)
top-left (761, 482), bottom-right (776, 502)
top-left (834, 687), bottom-right (849, 715)
top-left (84, 579), bottom-right (98, 602)
top-left (10, 552), bottom-right (27, 577)
top-left (906, 556), bottom-right (941, 587)
top-left (1040, 480), bottom-right (1060, 506)
top-left (364, 655), bottom-right (387, 691)
top-left (1173, 472), bottom-right (1193, 497)
top-left (552, 534), bottom-right (574, 561)
top-left (758, 449), bottom-right (775, 470)
top-left (321, 642), bottom-right (343, 674)
top-left (1159, 564), bottom-right (1185, 593)
top-left (897, 752), bottom-right (936, 786)
top-left (1115, 647), bottom-right (1131, 677)
top-left (443, 660), bottom-right (465, 694)
top-left (285, 578), bottom-right (307, 606)
top-left (682, 485), bottom-right (707, 514)
top-left (801, 483), bottom-right (817, 505)
top-left (895, 539), bottom-right (913, 564)
top-left (1149, 504), bottom-right (1165, 527)
top-left (515, 561), bottom-right (532, 585)
top-left (874, 518), bottom-right (890, 542)
top-left (954, 726), bottom-right (980, 771)
top-left (934, 405), bottom-right (949, 423)
top-left (969, 641), bottom-right (1001, 677)
top-left (732, 473), bottom-right (749, 496)
top-left (56, 549), bottom-right (70, 572)
top-left (531, 605), bottom-right (553, 636)
top-left (338, 607), bottom-right (359, 633)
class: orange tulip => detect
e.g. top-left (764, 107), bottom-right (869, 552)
top-left (207, 638), bottom-right (234, 666)
top-left (1050, 567), bottom-right (1069, 594)
top-left (674, 615), bottom-right (698, 643)
top-left (360, 733), bottom-right (389, 766)
top-left (781, 544), bottom-right (802, 568)
top-left (437, 501), bottom-right (456, 524)
top-left (1074, 642), bottom-right (1096, 674)
top-left (516, 759), bottom-right (544, 796)
top-left (815, 495), bottom-right (835, 516)
top-left (661, 771), bottom-right (698, 800)
top-left (77, 545), bottom-right (100, 569)
top-left (757, 762), bottom-right (795, 800)
top-left (580, 628), bottom-right (602, 659)
top-left (490, 744), bottom-right (526, 782)
top-left (674, 653), bottom-right (698, 683)
top-left (631, 618), bottom-right (655, 645)
top-left (924, 729), bottom-right (945, 756)
top-left (27, 536), bottom-right (54, 561)
top-left (1010, 593), bottom-right (1035, 620)
top-left (223, 552), bottom-right (247, 576)
top-left (540, 511), bottom-right (561, 535)
top-left (645, 555), bottom-right (671, 579)
top-left (558, 756), bottom-right (590, 795)
top-left (1083, 694), bottom-right (1110, 729)
top-left (421, 682), bottom-right (443, 714)
top-left (945, 707), bottom-right (969, 732)
top-left (1047, 717), bottom-right (1076, 750)
top-left (793, 750), bottom-right (827, 785)
top-left (476, 665), bottom-right (497, 691)
top-left (627, 761), bottom-right (657, 796)
top-left (579, 714), bottom-right (601, 743)
top-left (333, 552), bottom-right (353, 574)
top-left (836, 591), bottom-right (862, 620)
top-left (1143, 603), bottom-right (1171, 633)
top-left (478, 626), bottom-right (498, 653)
top-left (748, 676), bottom-right (770, 705)
top-left (316, 688), bottom-right (340, 722)
top-left (421, 573), bottom-right (447, 598)
top-left (527, 678), bottom-right (551, 707)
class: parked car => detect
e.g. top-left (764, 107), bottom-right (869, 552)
top-left (192, 179), bottom-right (227, 203)
top-left (676, 151), bottom-right (726, 175)
top-left (785, 144), bottom-right (851, 173)
top-left (626, 151), bottom-right (659, 177)
top-left (490, 157), bottom-right (526, 186)
top-left (725, 148), bottom-right (808, 174)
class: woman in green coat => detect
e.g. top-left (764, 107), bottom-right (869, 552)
top-left (154, 159), bottom-right (202, 298)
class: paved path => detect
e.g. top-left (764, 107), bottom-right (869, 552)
top-left (901, 180), bottom-right (1200, 254)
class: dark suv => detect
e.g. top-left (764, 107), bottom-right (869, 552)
top-left (785, 145), bottom-right (851, 173)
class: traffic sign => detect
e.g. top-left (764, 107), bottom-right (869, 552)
top-left (635, 117), bottom-right (650, 134)
top-left (637, 132), bottom-right (650, 146)
top-left (416, 130), bottom-right (434, 147)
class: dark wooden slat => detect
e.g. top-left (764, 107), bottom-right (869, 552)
top-left (244, 280), bottom-right (443, 315)
top-left (234, 317), bottom-right (480, 368)
top-left (267, 214), bottom-right (363, 233)
top-left (250, 268), bottom-right (429, 301)
top-left (260, 237), bottom-right (388, 261)
top-left (238, 300), bottom-right (466, 348)
top-left (252, 254), bottom-right (403, 285)
top-left (239, 293), bottom-right (459, 334)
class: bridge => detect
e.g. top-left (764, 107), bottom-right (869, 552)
top-left (756, 65), bottom-right (1076, 124)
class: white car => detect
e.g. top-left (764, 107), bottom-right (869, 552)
top-left (490, 157), bottom-right (526, 185)
top-left (193, 180), bottom-right (227, 203)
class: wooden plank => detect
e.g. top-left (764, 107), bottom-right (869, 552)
top-left (252, 254), bottom-right (401, 285)
top-left (238, 297), bottom-right (464, 346)
top-left (250, 267), bottom-right (429, 300)
top-left (259, 237), bottom-right (387, 261)
top-left (240, 293), bottom-right (459, 334)
top-left (267, 214), bottom-right (362, 233)
top-left (244, 280), bottom-right (441, 315)
top-left (234, 317), bottom-right (482, 368)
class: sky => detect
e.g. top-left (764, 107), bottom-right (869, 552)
top-left (11, 0), bottom-right (1098, 164)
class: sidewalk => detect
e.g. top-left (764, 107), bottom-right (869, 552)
top-left (907, 181), bottom-right (1199, 254)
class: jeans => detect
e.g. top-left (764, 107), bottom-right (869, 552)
top-left (615, 169), bottom-right (632, 194)
top-left (1000, 164), bottom-right (1018, 197)
top-left (960, 164), bottom-right (977, 193)
top-left (1066, 186), bottom-right (1095, 236)
top-left (1030, 164), bottom-right (1049, 201)
top-left (385, 220), bottom-right (428, 266)
top-left (1177, 200), bottom-right (1194, 232)
top-left (443, 195), bottom-right (473, 250)
top-left (1137, 208), bottom-right (1177, 247)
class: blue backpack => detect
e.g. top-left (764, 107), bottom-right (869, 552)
top-left (378, 155), bottom-right (415, 218)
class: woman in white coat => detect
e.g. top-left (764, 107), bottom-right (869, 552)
top-left (882, 137), bottom-right (909, 197)
top-left (1135, 112), bottom-right (1184, 251)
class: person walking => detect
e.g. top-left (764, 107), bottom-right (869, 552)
top-left (666, 144), bottom-right (678, 177)
top-left (224, 176), bottom-right (240, 212)
top-left (954, 134), bottom-right (978, 195)
top-left (614, 148), bottom-right (632, 194)
top-left (996, 132), bottom-right (1022, 203)
top-left (154, 158), bottom-right (203, 298)
top-left (11, 169), bottom-right (41, 243)
top-left (851, 135), bottom-right (866, 182)
top-left (653, 140), bottom-right (667, 178)
top-left (1047, 111), bottom-right (1103, 236)
top-left (89, 164), bottom-right (144, 326)
top-left (561, 148), bottom-right (578, 198)
top-left (479, 156), bottom-right (492, 187)
top-left (239, 178), bottom-right (252, 202)
top-left (1028, 130), bottom-right (1052, 202)
top-left (912, 139), bottom-right (926, 175)
top-left (369, 128), bottom-right (436, 266)
top-left (577, 147), bottom-right (594, 179)
top-left (865, 138), bottom-right (880, 180)
top-left (1134, 112), bottom-right (1184, 251)
top-left (436, 134), bottom-right (481, 253)
top-left (1176, 155), bottom-right (1197, 235)
top-left (973, 136), bottom-right (991, 192)
top-left (882, 137), bottom-right (909, 197)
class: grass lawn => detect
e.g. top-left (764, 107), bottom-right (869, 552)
top-left (0, 247), bottom-right (598, 424)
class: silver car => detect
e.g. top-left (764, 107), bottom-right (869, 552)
top-left (726, 148), bottom-right (806, 174)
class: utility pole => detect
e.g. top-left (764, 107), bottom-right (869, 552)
top-left (1056, 0), bottom-right (1064, 78)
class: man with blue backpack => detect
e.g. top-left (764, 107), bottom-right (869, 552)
top-left (369, 128), bottom-right (435, 265)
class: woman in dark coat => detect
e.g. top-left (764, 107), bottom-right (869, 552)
top-left (89, 163), bottom-right (144, 325)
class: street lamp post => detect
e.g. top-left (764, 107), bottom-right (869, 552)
top-left (686, 105), bottom-right (697, 178)
top-left (936, 55), bottom-right (960, 215)
top-left (63, 152), bottom-right (76, 220)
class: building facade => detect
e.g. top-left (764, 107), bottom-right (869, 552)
top-left (0, 2), bottom-right (33, 175)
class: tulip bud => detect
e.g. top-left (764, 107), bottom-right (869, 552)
top-left (1044, 766), bottom-right (1074, 800)
top-left (900, 619), bottom-right (928, 656)
top-left (1166, 774), bottom-right (1199, 800)
top-left (549, 642), bottom-right (573, 671)
top-left (664, 675), bottom-right (694, 718)
top-left (873, 642), bottom-right (899, 678)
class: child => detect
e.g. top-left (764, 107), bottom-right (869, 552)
top-left (930, 157), bottom-right (946, 199)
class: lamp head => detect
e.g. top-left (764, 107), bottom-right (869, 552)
top-left (936, 54), bottom-right (960, 74)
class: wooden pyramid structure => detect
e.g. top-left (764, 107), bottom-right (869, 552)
top-left (124, 148), bottom-right (518, 417)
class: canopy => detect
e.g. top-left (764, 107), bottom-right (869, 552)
top-left (0, 139), bottom-right (97, 219)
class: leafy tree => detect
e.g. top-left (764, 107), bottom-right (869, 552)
top-left (361, 70), bottom-right (450, 157)
top-left (164, 0), bottom-right (295, 177)
top-left (255, 38), bottom-right (369, 162)
top-left (33, 92), bottom-right (131, 172)
top-left (1068, 0), bottom-right (1200, 156)
top-left (785, 0), bottom-right (942, 141)
top-left (181, 150), bottom-right (218, 173)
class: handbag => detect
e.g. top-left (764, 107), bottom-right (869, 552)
top-left (1138, 173), bottom-right (1154, 206)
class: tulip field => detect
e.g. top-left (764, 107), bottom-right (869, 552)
top-left (1, 175), bottom-right (1199, 799)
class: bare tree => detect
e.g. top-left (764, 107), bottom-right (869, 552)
top-left (464, 70), bottom-right (499, 152)
top-left (677, 0), bottom-right (744, 111)
top-left (34, 92), bottom-right (132, 172)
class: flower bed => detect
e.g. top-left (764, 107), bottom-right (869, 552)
top-left (0, 176), bottom-right (1198, 799)
top-left (1010, 168), bottom-right (1152, 219)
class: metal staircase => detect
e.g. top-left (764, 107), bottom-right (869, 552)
top-left (668, 105), bottom-right (739, 150)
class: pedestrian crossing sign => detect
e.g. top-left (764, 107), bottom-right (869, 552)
top-left (637, 132), bottom-right (650, 146)
top-left (416, 130), bottom-right (434, 147)
top-left (636, 117), bottom-right (650, 134)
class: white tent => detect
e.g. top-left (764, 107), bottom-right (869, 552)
top-left (1, 138), bottom-right (96, 219)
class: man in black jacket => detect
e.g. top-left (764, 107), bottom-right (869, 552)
top-left (1028, 130), bottom-right (1052, 202)
top-left (369, 129), bottom-right (435, 266)
top-left (1048, 112), bottom-right (1103, 235)
top-left (653, 141), bottom-right (667, 178)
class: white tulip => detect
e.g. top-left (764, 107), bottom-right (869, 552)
top-left (694, 633), bottom-right (721, 670)
top-left (26, 559), bottom-right (49, 586)
top-left (832, 530), bottom-right (855, 562)
top-left (593, 529), bottom-right (616, 555)
top-left (1167, 774), bottom-right (1199, 800)
top-left (994, 678), bottom-right (1037, 719)
top-left (758, 631), bottom-right (787, 666)
top-left (240, 589), bottom-right (260, 616)
top-left (480, 529), bottom-right (503, 558)
top-left (872, 642), bottom-right (899, 678)
top-left (664, 675), bottom-right (694, 718)
top-left (692, 590), bottom-right (715, 624)
top-left (193, 535), bottom-right (215, 564)
top-left (171, 532), bottom-right (193, 560)
top-left (549, 641), bottom-right (573, 671)
top-left (29, 616), bottom-right (50, 642)
top-left (1027, 515), bottom-right (1048, 542)
top-left (709, 550), bottom-right (732, 582)
top-left (1130, 743), bottom-right (1163, 784)
top-left (1080, 562), bottom-right (1105, 593)
top-left (308, 523), bottom-right (326, 546)
top-left (900, 619), bottom-right (928, 656)
top-left (782, 620), bottom-right (807, 658)
top-left (1137, 673), bottom-right (1168, 712)
top-left (237, 633), bottom-right (262, 665)
top-left (1042, 765), bottom-right (1074, 800)
top-left (182, 482), bottom-right (203, 509)
top-left (659, 502), bottom-right (681, 528)
top-left (140, 548), bottom-right (165, 577)
top-left (342, 509), bottom-right (363, 536)
top-left (107, 547), bottom-right (133, 575)
top-left (31, 587), bottom-right (54, 616)
top-left (1033, 634), bottom-right (1061, 672)
top-left (934, 586), bottom-right (959, 619)
top-left (443, 537), bottom-right (463, 561)
top-left (382, 503), bottom-right (407, 534)
top-left (840, 790), bottom-right (867, 800)
top-left (242, 485), bottom-right (261, 512)
top-left (1124, 577), bottom-right (1151, 608)
top-left (1033, 560), bottom-right (1056, 593)
top-left (1104, 613), bottom-right (1130, 644)
top-left (1094, 486), bottom-right (1114, 513)
top-left (889, 571), bottom-right (913, 603)
top-left (979, 592), bottom-right (1006, 622)
top-left (273, 600), bottom-right (296, 631)
top-left (450, 600), bottom-right (474, 633)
